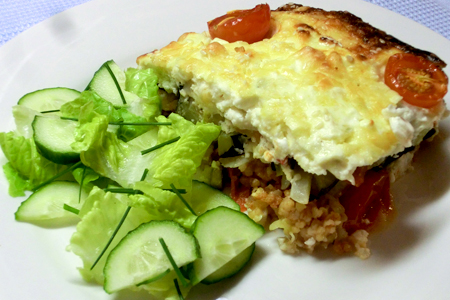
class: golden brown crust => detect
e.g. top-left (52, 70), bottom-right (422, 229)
top-left (275, 3), bottom-right (446, 68)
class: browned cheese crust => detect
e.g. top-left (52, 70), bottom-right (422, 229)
top-left (275, 3), bottom-right (446, 68)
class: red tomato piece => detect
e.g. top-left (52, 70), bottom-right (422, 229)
top-left (385, 53), bottom-right (448, 108)
top-left (339, 169), bottom-right (394, 234)
top-left (207, 4), bottom-right (271, 44)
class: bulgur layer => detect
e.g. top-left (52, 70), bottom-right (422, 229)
top-left (234, 159), bottom-right (371, 259)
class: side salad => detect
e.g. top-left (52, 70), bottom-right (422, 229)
top-left (0, 60), bottom-right (265, 299)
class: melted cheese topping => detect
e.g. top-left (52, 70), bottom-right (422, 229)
top-left (137, 9), bottom-right (442, 182)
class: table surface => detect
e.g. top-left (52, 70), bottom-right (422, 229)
top-left (1, 0), bottom-right (449, 47)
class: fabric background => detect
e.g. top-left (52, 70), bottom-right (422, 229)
top-left (1, 0), bottom-right (449, 46)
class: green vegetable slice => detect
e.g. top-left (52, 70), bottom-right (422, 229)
top-left (15, 181), bottom-right (86, 226)
top-left (32, 115), bottom-right (80, 164)
top-left (86, 60), bottom-right (140, 106)
top-left (18, 87), bottom-right (81, 112)
top-left (103, 220), bottom-right (199, 293)
top-left (202, 243), bottom-right (255, 284)
top-left (188, 206), bottom-right (265, 285)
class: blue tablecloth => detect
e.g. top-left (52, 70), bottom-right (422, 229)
top-left (1, 0), bottom-right (449, 46)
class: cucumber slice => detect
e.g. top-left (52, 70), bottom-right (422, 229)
top-left (15, 181), bottom-right (86, 226)
top-left (188, 206), bottom-right (265, 285)
top-left (190, 180), bottom-right (240, 214)
top-left (86, 60), bottom-right (140, 106)
top-left (18, 87), bottom-right (80, 112)
top-left (202, 243), bottom-right (255, 285)
top-left (32, 115), bottom-right (80, 164)
top-left (103, 220), bottom-right (200, 294)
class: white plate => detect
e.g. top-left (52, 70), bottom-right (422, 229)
top-left (1, 0), bottom-right (449, 299)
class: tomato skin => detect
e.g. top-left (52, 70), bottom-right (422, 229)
top-left (207, 4), bottom-right (271, 44)
top-left (339, 169), bottom-right (393, 234)
top-left (385, 53), bottom-right (448, 108)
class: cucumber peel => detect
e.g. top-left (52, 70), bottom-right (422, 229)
top-left (15, 181), bottom-right (86, 226)
top-left (103, 220), bottom-right (199, 293)
top-left (32, 115), bottom-right (80, 164)
top-left (188, 206), bottom-right (265, 285)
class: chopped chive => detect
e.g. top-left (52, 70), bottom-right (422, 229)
top-left (136, 269), bottom-right (171, 286)
top-left (60, 116), bottom-right (171, 126)
top-left (141, 136), bottom-right (180, 155)
top-left (79, 165), bottom-right (86, 203)
top-left (103, 188), bottom-right (143, 195)
top-left (140, 168), bottom-right (149, 181)
top-left (163, 188), bottom-right (186, 194)
top-left (108, 122), bottom-right (172, 126)
top-left (91, 206), bottom-right (132, 270)
top-left (103, 187), bottom-right (185, 195)
top-left (174, 278), bottom-right (185, 300)
top-left (159, 238), bottom-right (189, 288)
top-left (63, 203), bottom-right (80, 215)
top-left (105, 62), bottom-right (127, 105)
top-left (32, 161), bottom-right (83, 192)
top-left (60, 117), bottom-right (79, 121)
top-left (92, 169), bottom-right (148, 271)
top-left (40, 109), bottom-right (60, 114)
top-left (170, 184), bottom-right (196, 216)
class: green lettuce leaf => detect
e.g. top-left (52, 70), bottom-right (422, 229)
top-left (156, 113), bottom-right (195, 142)
top-left (62, 90), bottom-right (155, 142)
top-left (116, 107), bottom-right (152, 142)
top-left (72, 166), bottom-right (101, 194)
top-left (60, 90), bottom-right (120, 121)
top-left (69, 187), bottom-right (151, 284)
top-left (125, 67), bottom-right (161, 119)
top-left (130, 182), bottom-right (197, 229)
top-left (0, 131), bottom-right (67, 195)
top-left (2, 162), bottom-right (29, 197)
top-left (192, 160), bottom-right (222, 189)
top-left (73, 114), bottom-right (148, 187)
top-left (12, 105), bottom-right (39, 139)
top-left (76, 113), bottom-right (220, 190)
top-left (146, 114), bottom-right (221, 189)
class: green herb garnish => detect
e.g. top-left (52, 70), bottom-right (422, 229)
top-left (174, 278), bottom-right (185, 300)
top-left (159, 238), bottom-right (189, 287)
top-left (141, 136), bottom-right (180, 155)
top-left (60, 116), bottom-right (171, 126)
top-left (32, 161), bottom-right (83, 192)
top-left (79, 165), bottom-right (86, 203)
top-left (164, 188), bottom-right (186, 194)
top-left (90, 206), bottom-right (132, 270)
top-left (105, 62), bottom-right (127, 105)
top-left (103, 188), bottom-right (143, 195)
top-left (92, 168), bottom-right (149, 270)
top-left (60, 117), bottom-right (78, 121)
top-left (108, 121), bottom-right (172, 126)
top-left (63, 203), bottom-right (79, 215)
top-left (136, 269), bottom-right (171, 286)
top-left (40, 109), bottom-right (60, 114)
top-left (140, 168), bottom-right (149, 181)
top-left (170, 183), bottom-right (196, 216)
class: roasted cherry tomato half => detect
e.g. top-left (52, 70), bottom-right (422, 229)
top-left (340, 169), bottom-right (393, 234)
top-left (385, 53), bottom-right (448, 108)
top-left (207, 4), bottom-right (271, 44)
